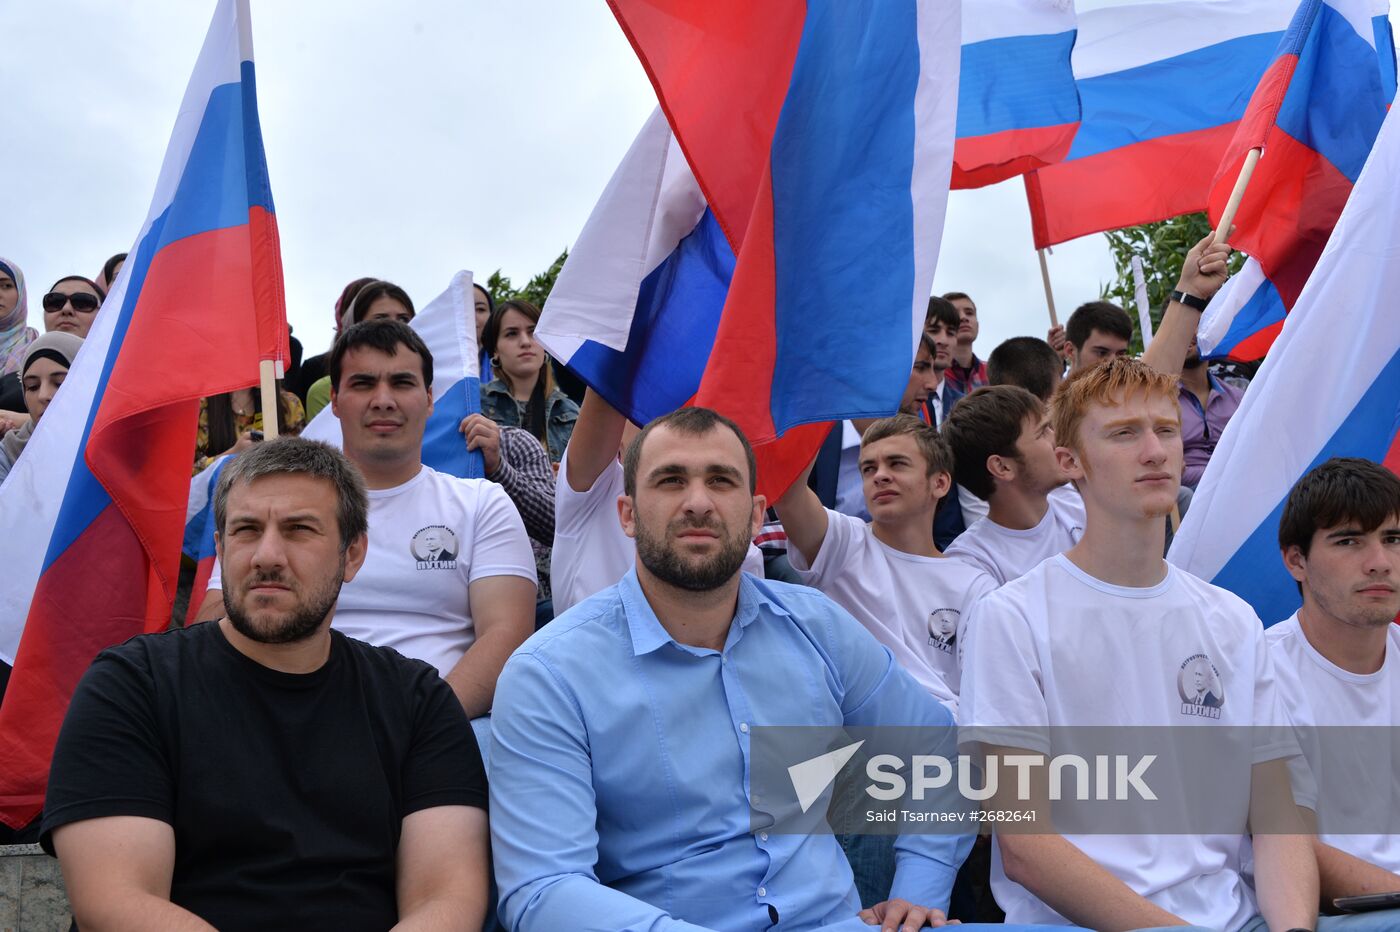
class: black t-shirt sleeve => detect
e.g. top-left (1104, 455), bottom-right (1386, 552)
top-left (401, 670), bottom-right (487, 817)
top-left (40, 648), bottom-right (174, 853)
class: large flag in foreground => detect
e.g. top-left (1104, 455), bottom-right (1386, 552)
top-left (301, 270), bottom-right (485, 479)
top-left (0, 0), bottom-right (285, 828)
top-left (952, 0), bottom-right (1079, 189)
top-left (603, 0), bottom-right (961, 499)
top-left (1169, 104), bottom-right (1400, 626)
top-left (1024, 0), bottom-right (1299, 249)
top-left (1200, 0), bottom-right (1391, 361)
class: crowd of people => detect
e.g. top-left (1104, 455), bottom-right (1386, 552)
top-left (2, 232), bottom-right (1398, 932)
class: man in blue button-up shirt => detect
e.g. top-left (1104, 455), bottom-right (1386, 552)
top-left (489, 407), bottom-right (972, 931)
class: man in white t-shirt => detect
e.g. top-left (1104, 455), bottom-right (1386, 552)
top-left (776, 414), bottom-right (996, 713)
top-left (943, 385), bottom-right (1083, 586)
top-left (1269, 457), bottom-right (1400, 915)
top-left (196, 320), bottom-right (537, 719)
top-left (551, 389), bottom-right (762, 617)
top-left (960, 355), bottom-right (1319, 932)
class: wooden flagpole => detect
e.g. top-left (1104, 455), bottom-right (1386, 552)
top-left (1213, 148), bottom-right (1262, 245)
top-left (1037, 248), bottom-right (1059, 328)
top-left (258, 359), bottom-right (280, 440)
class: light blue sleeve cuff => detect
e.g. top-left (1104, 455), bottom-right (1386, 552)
top-left (887, 846), bottom-right (960, 911)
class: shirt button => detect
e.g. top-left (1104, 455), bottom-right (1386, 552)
top-left (759, 831), bottom-right (769, 841)
top-left (758, 886), bottom-right (767, 897)
top-left (739, 722), bottom-right (750, 733)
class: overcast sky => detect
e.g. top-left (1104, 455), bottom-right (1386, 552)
top-left (3, 2), bottom-right (1265, 362)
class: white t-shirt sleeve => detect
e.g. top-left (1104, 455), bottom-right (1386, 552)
top-left (786, 508), bottom-right (862, 583)
top-left (957, 484), bottom-right (989, 522)
top-left (468, 482), bottom-right (539, 584)
top-left (554, 449), bottom-right (621, 537)
top-left (955, 570), bottom-right (999, 673)
top-left (958, 589), bottom-right (1049, 750)
top-left (1247, 618), bottom-right (1314, 809)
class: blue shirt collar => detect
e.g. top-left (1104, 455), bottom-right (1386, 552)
top-left (618, 568), bottom-right (790, 657)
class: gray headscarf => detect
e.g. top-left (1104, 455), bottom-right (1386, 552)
top-left (2, 331), bottom-right (85, 465)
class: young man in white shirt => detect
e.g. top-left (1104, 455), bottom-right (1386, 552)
top-left (195, 321), bottom-right (537, 720)
top-left (942, 385), bottom-right (1083, 586)
top-left (551, 388), bottom-right (762, 617)
top-left (776, 414), bottom-right (996, 713)
top-left (960, 355), bottom-right (1319, 932)
top-left (1269, 457), bottom-right (1400, 918)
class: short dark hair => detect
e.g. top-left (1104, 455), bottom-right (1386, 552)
top-left (861, 413), bottom-right (953, 478)
top-left (623, 407), bottom-right (757, 496)
top-left (214, 438), bottom-right (369, 551)
top-left (942, 386), bottom-right (1045, 500)
top-left (925, 296), bottom-right (961, 334)
top-left (1278, 458), bottom-right (1400, 557)
top-left (328, 319), bottom-right (434, 392)
top-left (988, 337), bottom-right (1063, 402)
top-left (941, 291), bottom-right (973, 307)
top-left (1066, 301), bottom-right (1132, 349)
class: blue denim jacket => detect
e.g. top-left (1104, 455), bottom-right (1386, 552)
top-left (479, 379), bottom-right (578, 464)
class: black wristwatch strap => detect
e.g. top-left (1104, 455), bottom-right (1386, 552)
top-left (1171, 289), bottom-right (1209, 312)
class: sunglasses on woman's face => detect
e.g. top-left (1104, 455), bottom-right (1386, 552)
top-left (42, 292), bottom-right (100, 313)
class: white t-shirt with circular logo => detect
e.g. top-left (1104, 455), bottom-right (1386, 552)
top-left (211, 466), bottom-right (536, 677)
top-left (787, 508), bottom-right (997, 714)
top-left (960, 554), bottom-right (1294, 930)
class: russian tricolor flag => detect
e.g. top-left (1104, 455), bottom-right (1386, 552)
top-left (1196, 258), bottom-right (1290, 361)
top-left (537, 110), bottom-right (727, 429)
top-left (1201, 0), bottom-right (1392, 361)
top-left (952, 0), bottom-right (1079, 189)
top-left (0, 0), bottom-right (285, 828)
top-left (181, 457), bottom-right (230, 628)
top-left (1025, 0), bottom-right (1300, 249)
top-left (588, 0), bottom-right (959, 499)
top-left (300, 270), bottom-right (486, 478)
top-left (1170, 103), bottom-right (1400, 625)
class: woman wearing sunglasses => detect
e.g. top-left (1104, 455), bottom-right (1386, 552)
top-left (41, 276), bottom-right (105, 339)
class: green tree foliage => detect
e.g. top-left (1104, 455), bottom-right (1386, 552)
top-left (485, 249), bottom-right (569, 310)
top-left (1100, 212), bottom-right (1244, 353)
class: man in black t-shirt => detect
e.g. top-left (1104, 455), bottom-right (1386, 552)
top-left (41, 438), bottom-right (490, 931)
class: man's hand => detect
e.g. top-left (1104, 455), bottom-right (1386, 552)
top-left (460, 413), bottom-right (502, 475)
top-left (1174, 229), bottom-right (1233, 304)
top-left (1046, 324), bottom-right (1067, 357)
top-left (859, 898), bottom-right (958, 929)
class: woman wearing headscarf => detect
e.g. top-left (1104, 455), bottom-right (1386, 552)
top-left (0, 331), bottom-right (84, 483)
top-left (0, 257), bottom-right (35, 377)
top-left (0, 259), bottom-right (38, 427)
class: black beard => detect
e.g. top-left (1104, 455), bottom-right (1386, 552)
top-left (635, 517), bottom-right (750, 592)
top-left (1182, 354), bottom-right (1205, 370)
top-left (223, 561), bottom-right (343, 645)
